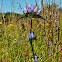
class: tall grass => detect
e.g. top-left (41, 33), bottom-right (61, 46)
top-left (0, 0), bottom-right (62, 62)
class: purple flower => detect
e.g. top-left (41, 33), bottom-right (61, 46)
top-left (23, 7), bottom-right (27, 13)
top-left (28, 32), bottom-right (34, 39)
top-left (34, 6), bottom-right (38, 12)
top-left (31, 32), bottom-right (34, 38)
top-left (31, 4), bottom-right (34, 11)
top-left (23, 4), bottom-right (42, 14)
top-left (34, 54), bottom-right (38, 62)
top-left (26, 4), bottom-right (32, 13)
top-left (28, 33), bottom-right (31, 39)
top-left (37, 9), bottom-right (42, 15)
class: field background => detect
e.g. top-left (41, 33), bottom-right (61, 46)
top-left (0, 0), bottom-right (62, 62)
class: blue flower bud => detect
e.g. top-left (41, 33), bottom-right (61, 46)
top-left (37, 9), bottom-right (42, 15)
top-left (34, 54), bottom-right (38, 62)
top-left (31, 32), bottom-right (34, 38)
top-left (28, 32), bottom-right (34, 39)
top-left (34, 6), bottom-right (38, 12)
top-left (26, 4), bottom-right (32, 13)
top-left (28, 33), bottom-right (31, 39)
top-left (31, 4), bottom-right (34, 11)
top-left (23, 7), bottom-right (27, 13)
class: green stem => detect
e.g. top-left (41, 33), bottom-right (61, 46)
top-left (30, 17), bottom-right (34, 58)
top-left (30, 39), bottom-right (34, 56)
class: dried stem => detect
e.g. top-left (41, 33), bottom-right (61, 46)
top-left (47, 0), bottom-right (51, 61)
top-left (1, 0), bottom-right (7, 62)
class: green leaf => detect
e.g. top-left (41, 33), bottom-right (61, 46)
top-left (33, 14), bottom-right (48, 21)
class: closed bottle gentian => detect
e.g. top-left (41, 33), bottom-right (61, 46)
top-left (28, 32), bottom-right (34, 39)
top-left (28, 33), bottom-right (32, 39)
top-left (34, 54), bottom-right (38, 62)
top-left (31, 32), bottom-right (34, 38)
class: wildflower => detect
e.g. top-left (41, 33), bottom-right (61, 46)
top-left (32, 18), bottom-right (35, 20)
top-left (28, 33), bottom-right (32, 39)
top-left (37, 9), bottom-right (42, 15)
top-left (31, 32), bottom-right (34, 38)
top-left (7, 24), bottom-right (14, 28)
top-left (23, 4), bottom-right (42, 14)
top-left (31, 4), bottom-right (34, 11)
top-left (38, 18), bottom-right (41, 21)
top-left (0, 22), bottom-right (2, 25)
top-left (23, 7), bottom-right (27, 13)
top-left (26, 4), bottom-right (33, 13)
top-left (24, 51), bottom-right (28, 56)
top-left (34, 6), bottom-right (38, 12)
top-left (42, 23), bottom-right (49, 27)
top-left (34, 54), bottom-right (38, 62)
top-left (28, 32), bottom-right (34, 39)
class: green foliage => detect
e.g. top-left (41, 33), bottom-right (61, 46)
top-left (0, 12), bottom-right (62, 62)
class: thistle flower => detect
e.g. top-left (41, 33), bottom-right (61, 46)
top-left (23, 4), bottom-right (42, 14)
top-left (28, 32), bottom-right (34, 39)
top-left (34, 54), bottom-right (38, 62)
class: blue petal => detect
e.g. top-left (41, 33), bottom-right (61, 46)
top-left (34, 57), bottom-right (38, 62)
top-left (37, 9), bottom-right (42, 15)
top-left (34, 54), bottom-right (38, 62)
top-left (34, 6), bottom-right (38, 12)
top-left (37, 57), bottom-right (38, 59)
top-left (26, 4), bottom-right (32, 13)
top-left (31, 32), bottom-right (34, 38)
top-left (28, 33), bottom-right (31, 39)
top-left (26, 4), bottom-right (30, 10)
top-left (31, 4), bottom-right (34, 11)
top-left (23, 7), bottom-right (27, 13)
top-left (27, 8), bottom-right (32, 13)
top-left (34, 54), bottom-right (37, 57)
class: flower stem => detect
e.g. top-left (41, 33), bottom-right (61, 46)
top-left (30, 39), bottom-right (34, 56)
top-left (31, 18), bottom-right (32, 28)
top-left (30, 17), bottom-right (34, 57)
top-left (1, 0), bottom-right (7, 62)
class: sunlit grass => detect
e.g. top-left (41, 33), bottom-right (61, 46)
top-left (0, 5), bottom-right (62, 62)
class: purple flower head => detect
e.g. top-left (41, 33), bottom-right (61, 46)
top-left (28, 32), bottom-right (34, 39)
top-left (37, 9), bottom-right (42, 15)
top-left (31, 32), bottom-right (34, 38)
top-left (31, 4), bottom-right (34, 11)
top-left (34, 6), bottom-right (38, 12)
top-left (28, 33), bottom-right (31, 39)
top-left (23, 7), bottom-right (27, 13)
top-left (34, 54), bottom-right (38, 62)
top-left (26, 4), bottom-right (32, 13)
top-left (23, 4), bottom-right (42, 14)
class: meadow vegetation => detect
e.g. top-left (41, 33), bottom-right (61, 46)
top-left (0, 3), bottom-right (62, 62)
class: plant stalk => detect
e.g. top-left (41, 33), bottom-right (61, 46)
top-left (1, 0), bottom-right (7, 62)
top-left (30, 17), bottom-right (34, 58)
